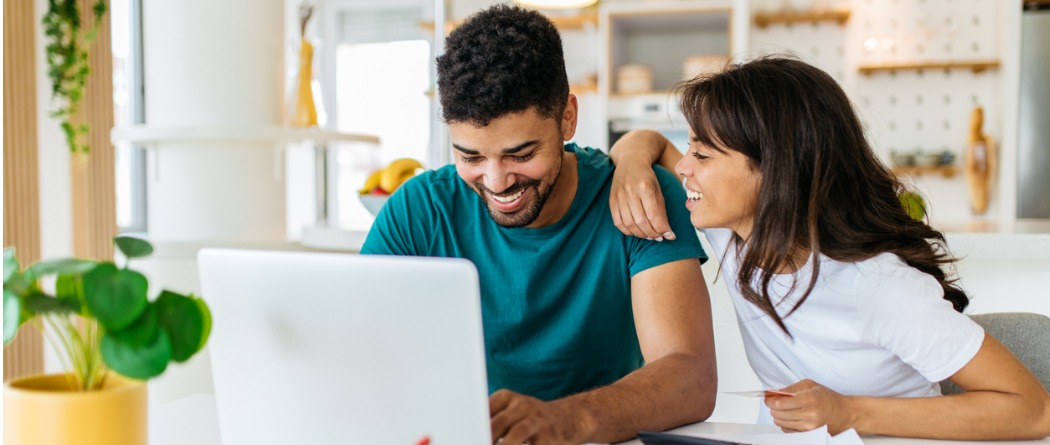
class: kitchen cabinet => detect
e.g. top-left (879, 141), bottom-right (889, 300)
top-left (600, 0), bottom-right (740, 150)
top-left (601, 1), bottom-right (733, 96)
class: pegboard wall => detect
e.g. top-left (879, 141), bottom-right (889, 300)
top-left (748, 0), bottom-right (1004, 223)
top-left (747, 9), bottom-right (849, 82)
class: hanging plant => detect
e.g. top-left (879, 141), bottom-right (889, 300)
top-left (43, 0), bottom-right (107, 155)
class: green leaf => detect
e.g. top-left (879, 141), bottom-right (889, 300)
top-left (23, 292), bottom-right (77, 315)
top-left (4, 289), bottom-right (21, 345)
top-left (154, 291), bottom-right (205, 362)
top-left (4, 248), bottom-right (19, 284)
top-left (899, 191), bottom-right (927, 222)
top-left (194, 295), bottom-right (212, 352)
top-left (83, 263), bottom-right (148, 331)
top-left (54, 274), bottom-right (83, 312)
top-left (4, 271), bottom-right (31, 297)
top-left (110, 304), bottom-right (159, 346)
top-left (101, 329), bottom-right (171, 380)
top-left (23, 257), bottom-right (96, 281)
top-left (113, 236), bottom-right (153, 259)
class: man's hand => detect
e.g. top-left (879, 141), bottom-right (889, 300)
top-left (765, 379), bottom-right (858, 435)
top-left (489, 389), bottom-right (592, 445)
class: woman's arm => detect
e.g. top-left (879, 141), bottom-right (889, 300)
top-left (767, 333), bottom-right (1050, 439)
top-left (610, 129), bottom-right (683, 171)
top-left (609, 130), bottom-right (686, 240)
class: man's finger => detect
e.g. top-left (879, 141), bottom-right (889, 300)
top-left (489, 390), bottom-right (514, 415)
top-left (490, 409), bottom-right (519, 442)
top-left (499, 417), bottom-right (539, 445)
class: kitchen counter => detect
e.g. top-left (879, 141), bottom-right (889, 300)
top-left (935, 218), bottom-right (1050, 234)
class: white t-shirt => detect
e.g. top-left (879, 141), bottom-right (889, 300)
top-left (703, 229), bottom-right (985, 423)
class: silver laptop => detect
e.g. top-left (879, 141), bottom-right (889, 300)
top-left (198, 249), bottom-right (491, 445)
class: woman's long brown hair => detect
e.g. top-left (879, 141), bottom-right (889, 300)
top-left (677, 56), bottom-right (968, 334)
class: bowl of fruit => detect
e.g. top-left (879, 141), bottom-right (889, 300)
top-left (359, 158), bottom-right (424, 216)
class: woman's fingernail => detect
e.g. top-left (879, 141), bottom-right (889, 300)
top-left (655, 237), bottom-right (664, 242)
top-left (646, 237), bottom-right (653, 241)
top-left (664, 232), bottom-right (676, 240)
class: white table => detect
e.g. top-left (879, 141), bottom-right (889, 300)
top-left (150, 394), bottom-right (1050, 445)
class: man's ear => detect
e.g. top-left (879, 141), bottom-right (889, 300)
top-left (560, 94), bottom-right (579, 141)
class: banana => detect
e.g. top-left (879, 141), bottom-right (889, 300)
top-left (358, 169), bottom-right (383, 194)
top-left (379, 158), bottom-right (424, 193)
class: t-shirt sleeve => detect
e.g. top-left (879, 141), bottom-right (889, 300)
top-left (360, 174), bottom-right (429, 256)
top-left (626, 165), bottom-right (709, 276)
top-left (858, 257), bottom-right (985, 383)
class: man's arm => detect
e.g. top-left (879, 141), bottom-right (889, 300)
top-left (609, 130), bottom-right (686, 240)
top-left (490, 259), bottom-right (717, 444)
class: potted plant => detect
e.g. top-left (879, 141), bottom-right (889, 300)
top-left (3, 235), bottom-right (211, 445)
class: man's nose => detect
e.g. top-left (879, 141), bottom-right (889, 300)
top-left (484, 161), bottom-right (514, 193)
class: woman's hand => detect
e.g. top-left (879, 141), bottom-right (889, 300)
top-left (766, 379), bottom-right (859, 435)
top-left (608, 130), bottom-right (682, 241)
top-left (609, 154), bottom-right (674, 241)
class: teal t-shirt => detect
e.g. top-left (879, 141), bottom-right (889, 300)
top-left (361, 143), bottom-right (706, 401)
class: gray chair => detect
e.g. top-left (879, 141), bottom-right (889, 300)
top-left (940, 312), bottom-right (1050, 395)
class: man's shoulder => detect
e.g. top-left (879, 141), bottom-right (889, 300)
top-left (570, 143), bottom-right (613, 170)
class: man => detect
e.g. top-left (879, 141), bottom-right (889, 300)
top-left (361, 5), bottom-right (716, 444)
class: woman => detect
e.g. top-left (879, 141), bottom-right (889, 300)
top-left (608, 57), bottom-right (1050, 439)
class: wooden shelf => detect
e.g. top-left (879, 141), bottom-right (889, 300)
top-left (891, 165), bottom-right (958, 178)
top-left (419, 13), bottom-right (597, 34)
top-left (571, 83), bottom-right (598, 94)
top-left (858, 60), bottom-right (1001, 75)
top-left (753, 8), bottom-right (851, 28)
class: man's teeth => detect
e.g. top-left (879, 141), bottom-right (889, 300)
top-left (493, 189), bottom-right (525, 203)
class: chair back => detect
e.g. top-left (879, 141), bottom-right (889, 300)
top-left (941, 312), bottom-right (1050, 395)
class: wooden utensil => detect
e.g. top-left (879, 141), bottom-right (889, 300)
top-left (965, 105), bottom-right (996, 214)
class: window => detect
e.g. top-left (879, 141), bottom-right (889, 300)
top-left (322, 2), bottom-right (434, 230)
top-left (111, 0), bottom-right (147, 233)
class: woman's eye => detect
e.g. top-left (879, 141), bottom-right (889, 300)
top-left (692, 151), bottom-right (710, 160)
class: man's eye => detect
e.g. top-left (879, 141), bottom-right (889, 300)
top-left (461, 156), bottom-right (483, 164)
top-left (510, 153), bottom-right (535, 162)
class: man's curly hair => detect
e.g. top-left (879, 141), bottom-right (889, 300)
top-left (436, 4), bottom-right (569, 126)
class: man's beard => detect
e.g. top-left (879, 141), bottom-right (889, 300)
top-left (474, 173), bottom-right (559, 228)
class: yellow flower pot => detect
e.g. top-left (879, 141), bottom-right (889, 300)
top-left (4, 373), bottom-right (147, 445)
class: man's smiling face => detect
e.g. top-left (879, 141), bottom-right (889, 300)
top-left (449, 107), bottom-right (570, 228)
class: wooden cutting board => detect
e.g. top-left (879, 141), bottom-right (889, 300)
top-left (965, 105), bottom-right (996, 215)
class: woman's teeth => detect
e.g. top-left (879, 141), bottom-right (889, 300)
top-left (682, 178), bottom-right (703, 201)
top-left (493, 189), bottom-right (525, 203)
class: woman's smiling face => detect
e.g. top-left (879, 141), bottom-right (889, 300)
top-left (674, 130), bottom-right (763, 239)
